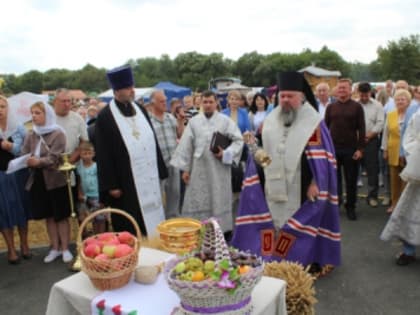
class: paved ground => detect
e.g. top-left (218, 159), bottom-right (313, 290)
top-left (1, 182), bottom-right (420, 314)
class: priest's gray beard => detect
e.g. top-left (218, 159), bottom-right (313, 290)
top-left (280, 106), bottom-right (297, 127)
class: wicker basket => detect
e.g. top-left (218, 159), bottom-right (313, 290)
top-left (165, 219), bottom-right (263, 315)
top-left (78, 208), bottom-right (141, 290)
top-left (157, 218), bottom-right (202, 253)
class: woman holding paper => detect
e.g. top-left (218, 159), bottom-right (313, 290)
top-left (21, 101), bottom-right (72, 264)
top-left (0, 95), bottom-right (32, 264)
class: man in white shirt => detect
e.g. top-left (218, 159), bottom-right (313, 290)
top-left (54, 88), bottom-right (89, 163)
top-left (358, 83), bottom-right (384, 207)
top-left (315, 82), bottom-right (331, 117)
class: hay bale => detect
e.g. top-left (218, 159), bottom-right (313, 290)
top-left (264, 261), bottom-right (317, 315)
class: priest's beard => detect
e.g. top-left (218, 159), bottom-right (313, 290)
top-left (280, 106), bottom-right (297, 127)
top-left (204, 111), bottom-right (214, 118)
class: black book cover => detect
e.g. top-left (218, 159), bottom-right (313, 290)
top-left (210, 132), bottom-right (232, 153)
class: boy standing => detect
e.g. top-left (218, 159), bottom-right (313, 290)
top-left (77, 142), bottom-right (106, 234)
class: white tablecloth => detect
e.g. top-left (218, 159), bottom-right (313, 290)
top-left (46, 248), bottom-right (287, 315)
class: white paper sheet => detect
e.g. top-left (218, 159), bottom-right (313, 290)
top-left (6, 154), bottom-right (30, 174)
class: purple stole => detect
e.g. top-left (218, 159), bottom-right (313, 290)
top-left (231, 121), bottom-right (341, 266)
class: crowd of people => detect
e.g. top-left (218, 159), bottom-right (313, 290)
top-left (0, 65), bottom-right (419, 271)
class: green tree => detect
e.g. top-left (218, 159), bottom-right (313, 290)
top-left (349, 62), bottom-right (374, 82)
top-left (312, 46), bottom-right (351, 77)
top-left (376, 34), bottom-right (420, 84)
top-left (133, 57), bottom-right (161, 86)
top-left (16, 70), bottom-right (44, 93)
top-left (43, 68), bottom-right (73, 90)
top-left (71, 64), bottom-right (107, 93)
top-left (233, 51), bottom-right (265, 86)
top-left (174, 51), bottom-right (231, 90)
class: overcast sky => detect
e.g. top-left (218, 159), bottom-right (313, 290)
top-left (1, 0), bottom-right (419, 75)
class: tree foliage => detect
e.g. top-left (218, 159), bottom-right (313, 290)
top-left (1, 34), bottom-right (418, 95)
top-left (376, 35), bottom-right (420, 84)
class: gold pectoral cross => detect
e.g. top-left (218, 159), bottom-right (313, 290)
top-left (132, 129), bottom-right (140, 139)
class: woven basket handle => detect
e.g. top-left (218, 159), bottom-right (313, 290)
top-left (77, 207), bottom-right (142, 247)
top-left (201, 218), bottom-right (231, 267)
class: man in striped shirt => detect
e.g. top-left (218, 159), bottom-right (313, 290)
top-left (150, 90), bottom-right (184, 218)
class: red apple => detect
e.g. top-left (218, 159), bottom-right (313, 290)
top-left (97, 233), bottom-right (120, 247)
top-left (84, 236), bottom-right (99, 248)
top-left (84, 243), bottom-right (101, 258)
top-left (117, 232), bottom-right (135, 247)
top-left (104, 238), bottom-right (120, 246)
top-left (97, 232), bottom-right (115, 240)
top-left (97, 232), bottom-right (118, 243)
top-left (114, 244), bottom-right (134, 258)
top-left (94, 253), bottom-right (110, 262)
top-left (102, 244), bottom-right (117, 258)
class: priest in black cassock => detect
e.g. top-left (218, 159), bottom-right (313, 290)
top-left (95, 65), bottom-right (167, 237)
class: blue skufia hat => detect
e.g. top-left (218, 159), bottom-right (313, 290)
top-left (106, 65), bottom-right (134, 90)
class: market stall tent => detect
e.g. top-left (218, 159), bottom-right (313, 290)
top-left (153, 81), bottom-right (192, 109)
top-left (98, 88), bottom-right (154, 103)
top-left (8, 91), bottom-right (50, 125)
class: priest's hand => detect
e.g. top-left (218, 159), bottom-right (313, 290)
top-left (214, 146), bottom-right (223, 160)
top-left (109, 189), bottom-right (122, 199)
top-left (307, 181), bottom-right (319, 202)
top-left (27, 156), bottom-right (40, 168)
top-left (182, 171), bottom-right (190, 184)
top-left (243, 132), bottom-right (255, 145)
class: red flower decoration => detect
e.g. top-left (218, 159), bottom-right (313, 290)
top-left (96, 299), bottom-right (106, 310)
top-left (112, 304), bottom-right (122, 315)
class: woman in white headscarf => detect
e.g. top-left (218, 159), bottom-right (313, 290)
top-left (0, 95), bottom-right (32, 264)
top-left (381, 110), bottom-right (420, 265)
top-left (21, 101), bottom-right (73, 264)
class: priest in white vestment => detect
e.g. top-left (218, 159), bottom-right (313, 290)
top-left (95, 65), bottom-right (167, 237)
top-left (233, 72), bottom-right (341, 271)
top-left (170, 90), bottom-right (243, 232)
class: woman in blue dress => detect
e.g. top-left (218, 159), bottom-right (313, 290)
top-left (0, 95), bottom-right (32, 264)
top-left (222, 90), bottom-right (251, 134)
top-left (221, 90), bottom-right (251, 196)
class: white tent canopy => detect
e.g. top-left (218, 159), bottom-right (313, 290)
top-left (8, 92), bottom-right (49, 125)
top-left (217, 82), bottom-right (252, 93)
top-left (98, 88), bottom-right (154, 102)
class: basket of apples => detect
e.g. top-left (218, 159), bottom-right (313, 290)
top-left (165, 218), bottom-right (263, 315)
top-left (78, 208), bottom-right (140, 290)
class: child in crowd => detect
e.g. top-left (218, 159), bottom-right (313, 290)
top-left (76, 141), bottom-right (106, 234)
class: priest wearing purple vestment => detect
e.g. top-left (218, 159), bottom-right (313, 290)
top-left (232, 72), bottom-right (341, 273)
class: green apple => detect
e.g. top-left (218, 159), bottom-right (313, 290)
top-left (102, 244), bottom-right (117, 258)
top-left (204, 260), bottom-right (215, 273)
top-left (175, 262), bottom-right (186, 273)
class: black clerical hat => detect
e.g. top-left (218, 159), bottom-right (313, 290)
top-left (277, 71), bottom-right (318, 111)
top-left (106, 65), bottom-right (134, 91)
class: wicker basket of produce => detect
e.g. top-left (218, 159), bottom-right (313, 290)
top-left (78, 208), bottom-right (141, 290)
top-left (165, 218), bottom-right (263, 315)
